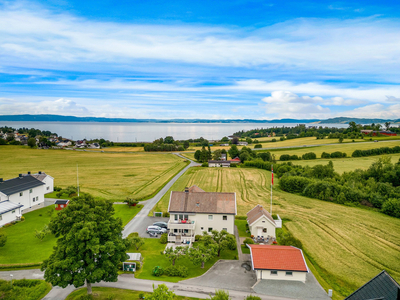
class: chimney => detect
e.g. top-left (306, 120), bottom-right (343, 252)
top-left (28, 171), bottom-right (31, 175)
top-left (39, 171), bottom-right (42, 174)
top-left (0, 178), bottom-right (3, 183)
top-left (184, 187), bottom-right (189, 193)
top-left (19, 174), bottom-right (22, 178)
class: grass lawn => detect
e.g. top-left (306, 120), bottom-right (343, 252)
top-left (0, 146), bottom-right (188, 201)
top-left (0, 279), bottom-right (52, 300)
top-left (66, 287), bottom-right (200, 300)
top-left (134, 238), bottom-right (238, 282)
top-left (150, 166), bottom-right (400, 299)
top-left (235, 219), bottom-right (250, 237)
top-left (241, 245), bottom-right (250, 254)
top-left (0, 204), bottom-right (140, 265)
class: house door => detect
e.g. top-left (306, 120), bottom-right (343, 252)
top-left (257, 227), bottom-right (262, 236)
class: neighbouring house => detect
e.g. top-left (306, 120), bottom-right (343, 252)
top-left (248, 245), bottom-right (309, 282)
top-left (361, 130), bottom-right (397, 136)
top-left (88, 143), bottom-right (100, 149)
top-left (208, 160), bottom-right (231, 167)
top-left (221, 153), bottom-right (227, 161)
top-left (0, 201), bottom-right (23, 227)
top-left (123, 253), bottom-right (143, 272)
top-left (0, 175), bottom-right (46, 213)
top-left (238, 141), bottom-right (248, 146)
top-left (230, 157), bottom-right (241, 164)
top-left (26, 171), bottom-right (54, 194)
top-left (344, 270), bottom-right (400, 300)
top-left (54, 199), bottom-right (69, 211)
top-left (219, 144), bottom-right (229, 146)
top-left (167, 185), bottom-right (236, 246)
top-left (247, 205), bottom-right (282, 238)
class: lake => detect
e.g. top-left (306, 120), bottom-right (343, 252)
top-left (0, 122), bottom-right (349, 142)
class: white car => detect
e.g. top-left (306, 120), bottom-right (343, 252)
top-left (146, 226), bottom-right (167, 234)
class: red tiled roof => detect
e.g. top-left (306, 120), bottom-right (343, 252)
top-left (249, 245), bottom-right (308, 272)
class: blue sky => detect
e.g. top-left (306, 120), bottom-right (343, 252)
top-left (1, 0), bottom-right (400, 120)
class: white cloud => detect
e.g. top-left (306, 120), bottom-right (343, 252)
top-left (339, 104), bottom-right (400, 119)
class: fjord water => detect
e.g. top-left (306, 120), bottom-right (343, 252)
top-left (0, 122), bottom-right (348, 142)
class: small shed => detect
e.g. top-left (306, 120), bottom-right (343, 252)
top-left (54, 200), bottom-right (69, 211)
top-left (123, 253), bottom-right (143, 272)
top-left (231, 157), bottom-right (241, 164)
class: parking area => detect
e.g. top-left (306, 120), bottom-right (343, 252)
top-left (253, 272), bottom-right (331, 300)
top-left (136, 216), bottom-right (169, 238)
top-left (182, 260), bottom-right (257, 293)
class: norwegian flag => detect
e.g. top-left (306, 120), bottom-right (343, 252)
top-left (271, 165), bottom-right (274, 185)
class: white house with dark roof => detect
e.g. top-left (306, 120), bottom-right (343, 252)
top-left (0, 174), bottom-right (47, 213)
top-left (247, 205), bottom-right (282, 238)
top-left (167, 185), bottom-right (237, 245)
top-left (27, 171), bottom-right (54, 194)
top-left (0, 201), bottom-right (23, 227)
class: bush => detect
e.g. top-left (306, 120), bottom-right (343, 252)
top-left (152, 266), bottom-right (164, 277)
top-left (163, 212), bottom-right (170, 218)
top-left (302, 152), bottom-right (317, 160)
top-left (195, 235), bottom-right (202, 241)
top-left (245, 296), bottom-right (262, 300)
top-left (279, 176), bottom-right (313, 193)
top-left (280, 154), bottom-right (291, 161)
top-left (321, 152), bottom-right (331, 159)
top-left (201, 162), bottom-right (208, 167)
top-left (230, 163), bottom-right (237, 168)
top-left (382, 198), bottom-right (400, 218)
top-left (164, 265), bottom-right (188, 277)
top-left (290, 155), bottom-right (300, 160)
top-left (243, 238), bottom-right (254, 246)
top-left (54, 186), bottom-right (62, 192)
top-left (254, 144), bottom-right (262, 149)
top-left (159, 233), bottom-right (168, 244)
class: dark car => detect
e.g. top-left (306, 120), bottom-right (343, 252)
top-left (153, 221), bottom-right (168, 229)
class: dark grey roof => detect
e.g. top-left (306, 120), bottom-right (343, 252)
top-left (345, 270), bottom-right (400, 300)
top-left (54, 200), bottom-right (69, 205)
top-left (0, 176), bottom-right (45, 196)
top-left (208, 160), bottom-right (231, 163)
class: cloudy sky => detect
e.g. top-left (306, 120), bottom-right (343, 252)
top-left (1, 0), bottom-right (400, 120)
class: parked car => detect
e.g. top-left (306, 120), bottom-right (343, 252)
top-left (146, 226), bottom-right (167, 234)
top-left (153, 222), bottom-right (168, 229)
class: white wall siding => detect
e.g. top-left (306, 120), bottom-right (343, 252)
top-left (42, 176), bottom-right (54, 194)
top-left (256, 270), bottom-right (306, 282)
top-left (8, 185), bottom-right (45, 212)
top-left (169, 213), bottom-right (235, 235)
top-left (0, 207), bottom-right (21, 227)
top-left (249, 216), bottom-right (276, 238)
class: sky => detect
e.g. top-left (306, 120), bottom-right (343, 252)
top-left (1, 0), bottom-right (400, 120)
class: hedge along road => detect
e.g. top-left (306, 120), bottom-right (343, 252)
top-left (121, 153), bottom-right (200, 238)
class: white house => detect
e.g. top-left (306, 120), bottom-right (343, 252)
top-left (167, 185), bottom-right (236, 245)
top-left (208, 160), bottom-right (231, 167)
top-left (238, 141), bottom-right (248, 146)
top-left (29, 172), bottom-right (54, 194)
top-left (248, 245), bottom-right (309, 282)
top-left (0, 174), bottom-right (46, 213)
top-left (247, 205), bottom-right (282, 238)
top-left (0, 201), bottom-right (23, 227)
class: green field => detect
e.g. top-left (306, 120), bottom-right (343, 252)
top-left (0, 279), bottom-right (52, 300)
top-left (289, 154), bottom-right (400, 174)
top-left (151, 167), bottom-right (400, 299)
top-left (0, 146), bottom-right (188, 201)
top-left (0, 204), bottom-right (142, 265)
top-left (134, 238), bottom-right (238, 282)
top-left (66, 287), bottom-right (200, 300)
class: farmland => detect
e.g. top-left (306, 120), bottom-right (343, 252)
top-left (151, 166), bottom-right (400, 299)
top-left (0, 146), bottom-right (188, 201)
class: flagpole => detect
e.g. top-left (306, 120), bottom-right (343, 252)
top-left (271, 164), bottom-right (273, 215)
top-left (77, 164), bottom-right (80, 197)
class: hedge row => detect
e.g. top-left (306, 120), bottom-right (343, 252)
top-left (352, 146), bottom-right (400, 157)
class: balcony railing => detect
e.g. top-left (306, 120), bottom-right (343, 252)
top-left (168, 233), bottom-right (195, 245)
top-left (168, 220), bottom-right (195, 230)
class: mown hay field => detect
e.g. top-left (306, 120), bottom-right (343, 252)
top-left (0, 146), bottom-right (188, 201)
top-left (152, 167), bottom-right (400, 299)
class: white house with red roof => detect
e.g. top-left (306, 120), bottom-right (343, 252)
top-left (248, 245), bottom-right (309, 282)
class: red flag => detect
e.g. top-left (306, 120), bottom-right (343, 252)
top-left (271, 165), bottom-right (274, 185)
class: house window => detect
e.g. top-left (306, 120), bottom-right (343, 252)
top-left (201, 227), bottom-right (204, 230)
top-left (33, 198), bottom-right (35, 202)
top-left (0, 215), bottom-right (2, 221)
top-left (19, 192), bottom-right (23, 196)
top-left (262, 221), bottom-right (265, 223)
top-left (47, 187), bottom-right (50, 190)
top-left (36, 196), bottom-right (38, 201)
top-left (263, 228), bottom-right (267, 233)
top-left (286, 271), bottom-right (293, 276)
top-left (222, 228), bottom-right (227, 232)
top-left (208, 215), bottom-right (213, 220)
top-left (174, 229), bottom-right (178, 233)
top-left (271, 271), bottom-right (278, 275)
top-left (222, 215), bottom-right (227, 220)
top-left (184, 229), bottom-right (188, 233)
top-left (208, 227), bottom-right (213, 232)
top-left (30, 189), bottom-right (33, 193)
top-left (175, 214), bottom-right (178, 221)
top-left (12, 210), bottom-right (15, 214)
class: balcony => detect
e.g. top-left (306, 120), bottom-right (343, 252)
top-left (168, 220), bottom-right (196, 230)
top-left (168, 233), bottom-right (195, 245)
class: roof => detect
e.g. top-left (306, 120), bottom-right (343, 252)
top-left (345, 270), bottom-right (400, 300)
top-left (31, 173), bottom-right (48, 181)
top-left (0, 201), bottom-right (23, 214)
top-left (168, 185), bottom-right (236, 215)
top-left (0, 176), bottom-right (45, 196)
top-left (248, 245), bottom-right (308, 272)
top-left (247, 205), bottom-right (276, 226)
top-left (231, 157), bottom-right (241, 162)
top-left (54, 200), bottom-right (69, 205)
top-left (126, 253), bottom-right (142, 261)
top-left (208, 160), bottom-right (231, 164)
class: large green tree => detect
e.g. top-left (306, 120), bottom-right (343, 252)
top-left (162, 246), bottom-right (187, 266)
top-left (41, 195), bottom-right (127, 295)
top-left (202, 230), bottom-right (236, 257)
top-left (188, 244), bottom-right (217, 268)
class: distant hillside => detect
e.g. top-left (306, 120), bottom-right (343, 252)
top-left (0, 114), bottom-right (397, 124)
